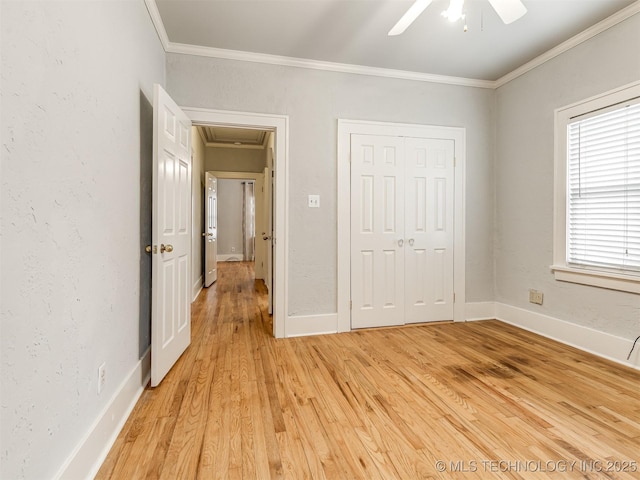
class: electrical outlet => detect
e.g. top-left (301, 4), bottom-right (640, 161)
top-left (231, 247), bottom-right (236, 253)
top-left (98, 362), bottom-right (106, 395)
top-left (529, 289), bottom-right (544, 305)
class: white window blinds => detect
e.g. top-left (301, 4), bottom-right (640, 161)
top-left (567, 100), bottom-right (640, 272)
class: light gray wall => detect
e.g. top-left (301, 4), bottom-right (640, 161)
top-left (217, 179), bottom-right (245, 256)
top-left (495, 13), bottom-right (640, 339)
top-left (205, 146), bottom-right (267, 173)
top-left (0, 1), bottom-right (165, 478)
top-left (167, 54), bottom-right (495, 315)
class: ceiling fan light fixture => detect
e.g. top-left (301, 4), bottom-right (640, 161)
top-left (388, 0), bottom-right (526, 37)
top-left (441, 0), bottom-right (465, 23)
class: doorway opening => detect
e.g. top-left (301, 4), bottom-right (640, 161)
top-left (184, 108), bottom-right (288, 338)
top-left (216, 178), bottom-right (256, 263)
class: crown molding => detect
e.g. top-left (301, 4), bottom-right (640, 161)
top-left (195, 125), bottom-right (266, 149)
top-left (144, 0), bottom-right (170, 50)
top-left (146, 0), bottom-right (640, 90)
top-left (205, 142), bottom-right (265, 150)
top-left (494, 2), bottom-right (640, 88)
top-left (166, 42), bottom-right (495, 89)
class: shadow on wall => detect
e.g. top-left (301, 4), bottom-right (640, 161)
top-left (139, 90), bottom-right (153, 357)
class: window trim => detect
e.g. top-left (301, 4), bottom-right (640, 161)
top-left (552, 80), bottom-right (640, 293)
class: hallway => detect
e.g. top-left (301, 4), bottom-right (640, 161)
top-left (97, 261), bottom-right (274, 478)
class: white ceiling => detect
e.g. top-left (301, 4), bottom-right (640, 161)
top-left (152, 0), bottom-right (638, 83)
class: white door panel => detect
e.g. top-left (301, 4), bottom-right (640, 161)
top-left (405, 137), bottom-right (455, 323)
top-left (151, 84), bottom-right (192, 387)
top-left (351, 134), bottom-right (455, 329)
top-left (204, 173), bottom-right (218, 287)
top-left (351, 135), bottom-right (405, 329)
top-left (264, 162), bottom-right (274, 315)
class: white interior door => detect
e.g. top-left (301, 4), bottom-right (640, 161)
top-left (350, 134), bottom-right (455, 329)
top-left (404, 137), bottom-right (455, 323)
top-left (263, 164), bottom-right (274, 314)
top-left (350, 134), bottom-right (405, 329)
top-left (151, 84), bottom-right (192, 387)
top-left (204, 172), bottom-right (217, 287)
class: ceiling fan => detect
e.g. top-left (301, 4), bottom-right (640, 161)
top-left (388, 0), bottom-right (527, 35)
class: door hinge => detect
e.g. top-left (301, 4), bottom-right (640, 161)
top-left (453, 293), bottom-right (456, 302)
top-left (350, 300), bottom-right (352, 310)
top-left (453, 157), bottom-right (457, 167)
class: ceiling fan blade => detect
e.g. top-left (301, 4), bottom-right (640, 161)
top-left (487, 0), bottom-right (527, 24)
top-left (388, 0), bottom-right (433, 36)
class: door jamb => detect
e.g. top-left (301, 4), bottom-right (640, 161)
top-left (337, 119), bottom-right (466, 333)
top-left (183, 107), bottom-right (289, 338)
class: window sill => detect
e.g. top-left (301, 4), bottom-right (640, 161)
top-left (551, 265), bottom-right (640, 294)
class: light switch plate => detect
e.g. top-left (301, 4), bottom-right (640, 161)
top-left (308, 194), bottom-right (320, 208)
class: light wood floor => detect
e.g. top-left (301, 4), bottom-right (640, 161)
top-left (97, 262), bottom-right (640, 479)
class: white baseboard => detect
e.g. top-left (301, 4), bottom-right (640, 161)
top-left (55, 349), bottom-right (151, 480)
top-left (217, 254), bottom-right (243, 262)
top-left (465, 301), bottom-right (496, 321)
top-left (288, 303), bottom-right (493, 337)
top-left (285, 313), bottom-right (338, 338)
top-left (494, 302), bottom-right (640, 370)
top-left (285, 303), bottom-right (639, 369)
top-left (192, 276), bottom-right (203, 302)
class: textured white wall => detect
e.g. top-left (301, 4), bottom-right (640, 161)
top-left (0, 1), bottom-right (165, 478)
top-left (495, 14), bottom-right (640, 339)
top-left (167, 55), bottom-right (496, 315)
top-left (192, 127), bottom-right (205, 294)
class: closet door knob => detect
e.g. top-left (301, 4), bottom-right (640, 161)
top-left (398, 239), bottom-right (404, 247)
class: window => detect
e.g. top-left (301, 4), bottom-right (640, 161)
top-left (553, 82), bottom-right (640, 293)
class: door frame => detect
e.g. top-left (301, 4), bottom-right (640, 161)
top-left (184, 107), bottom-right (289, 338)
top-left (337, 119), bottom-right (466, 332)
top-left (208, 171), bottom-right (265, 270)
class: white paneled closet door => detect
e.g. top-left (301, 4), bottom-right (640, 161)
top-left (350, 134), bottom-right (406, 329)
top-left (350, 134), bottom-right (455, 329)
top-left (404, 138), bottom-right (455, 323)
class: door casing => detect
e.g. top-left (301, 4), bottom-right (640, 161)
top-left (183, 107), bottom-right (289, 338)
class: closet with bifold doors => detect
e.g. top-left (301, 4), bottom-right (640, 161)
top-left (350, 134), bottom-right (455, 329)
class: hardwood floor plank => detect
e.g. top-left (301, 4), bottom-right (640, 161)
top-left (97, 262), bottom-right (640, 479)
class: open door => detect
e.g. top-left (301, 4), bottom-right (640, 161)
top-left (151, 84), bottom-right (192, 387)
top-left (204, 172), bottom-right (218, 287)
top-left (263, 145), bottom-right (275, 314)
